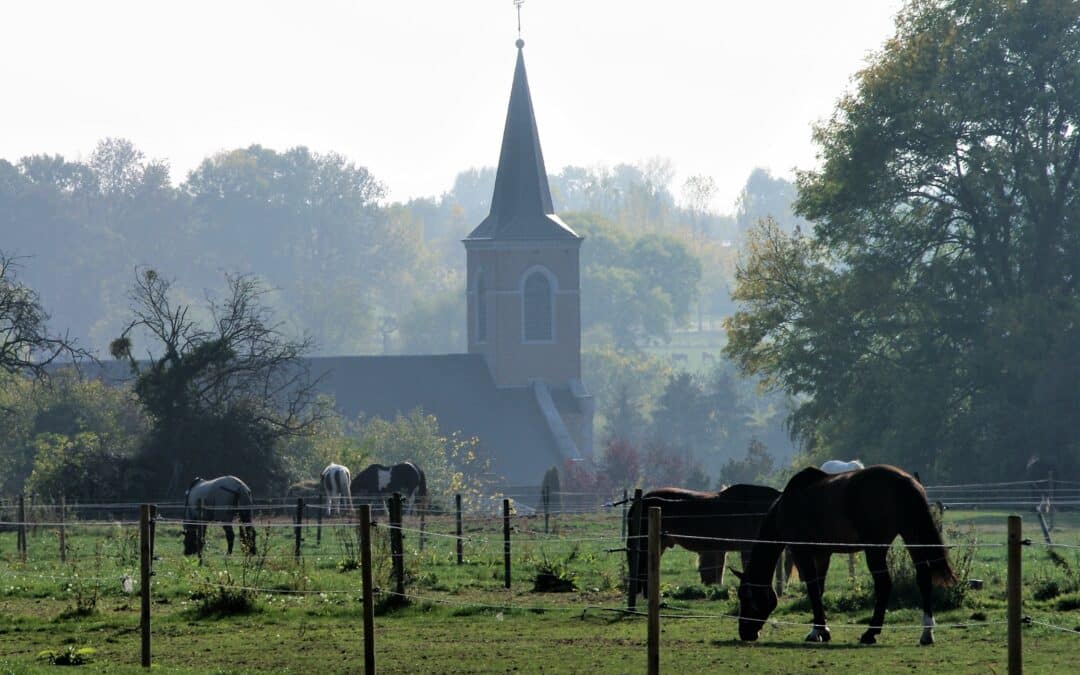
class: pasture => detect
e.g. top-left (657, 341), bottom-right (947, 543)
top-left (1, 497), bottom-right (1078, 673)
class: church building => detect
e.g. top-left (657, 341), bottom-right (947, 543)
top-left (312, 39), bottom-right (593, 489)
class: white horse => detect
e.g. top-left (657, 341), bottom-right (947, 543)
top-left (820, 459), bottom-right (865, 474)
top-left (182, 475), bottom-right (256, 556)
top-left (321, 463), bottom-right (353, 516)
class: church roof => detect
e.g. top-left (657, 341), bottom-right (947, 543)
top-left (73, 355), bottom-right (578, 487)
top-left (465, 41), bottom-right (581, 243)
top-left (309, 354), bottom-right (570, 485)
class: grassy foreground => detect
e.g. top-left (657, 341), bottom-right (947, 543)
top-left (1, 507), bottom-right (1078, 673)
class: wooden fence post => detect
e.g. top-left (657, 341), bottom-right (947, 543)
top-left (17, 494), bottom-right (26, 563)
top-left (196, 498), bottom-right (205, 566)
top-left (647, 506), bottom-right (661, 675)
top-left (390, 492), bottom-right (404, 597)
top-left (455, 493), bottom-right (463, 565)
top-left (543, 487), bottom-right (550, 534)
top-left (29, 493), bottom-right (36, 537)
top-left (627, 488), bottom-right (643, 611)
top-left (139, 504), bottom-right (152, 668)
top-left (316, 502), bottom-right (323, 547)
top-left (294, 498), bottom-right (304, 559)
top-left (58, 495), bottom-right (66, 564)
top-left (359, 504), bottom-right (375, 675)
top-left (419, 506), bottom-right (426, 553)
top-left (503, 498), bottom-right (512, 590)
top-left (1007, 515), bottom-right (1022, 675)
top-left (1047, 471), bottom-right (1055, 531)
top-left (620, 488), bottom-right (628, 540)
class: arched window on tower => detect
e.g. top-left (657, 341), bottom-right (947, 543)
top-left (476, 269), bottom-right (488, 343)
top-left (522, 269), bottom-right (554, 342)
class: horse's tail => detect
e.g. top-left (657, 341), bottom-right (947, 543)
top-left (417, 468), bottom-right (427, 502)
top-left (235, 482), bottom-right (254, 525)
top-left (899, 478), bottom-right (956, 587)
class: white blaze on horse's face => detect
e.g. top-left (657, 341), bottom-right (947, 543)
top-left (377, 470), bottom-right (391, 491)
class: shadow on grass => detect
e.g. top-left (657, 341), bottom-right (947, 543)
top-left (709, 637), bottom-right (875, 651)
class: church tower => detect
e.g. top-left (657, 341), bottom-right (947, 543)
top-left (463, 39), bottom-right (593, 460)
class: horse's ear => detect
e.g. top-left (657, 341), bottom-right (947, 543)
top-left (729, 567), bottom-right (744, 581)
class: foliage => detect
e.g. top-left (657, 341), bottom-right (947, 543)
top-left (583, 346), bottom-right (671, 445)
top-left (640, 441), bottom-right (709, 491)
top-left (36, 646), bottom-right (96, 666)
top-left (354, 409), bottom-right (494, 503)
top-left (0, 370), bottom-right (147, 496)
top-left (567, 213), bottom-right (702, 347)
top-left (188, 526), bottom-right (272, 618)
top-left (596, 438), bottom-right (640, 490)
top-left (532, 549), bottom-right (579, 593)
top-left (717, 439), bottom-right (776, 487)
top-left (112, 269), bottom-right (319, 494)
top-left (734, 167), bottom-right (806, 236)
top-left (725, 0), bottom-right (1080, 481)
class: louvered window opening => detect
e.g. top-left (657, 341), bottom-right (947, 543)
top-left (523, 272), bottom-right (552, 341)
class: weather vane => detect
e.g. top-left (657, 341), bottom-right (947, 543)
top-left (514, 0), bottom-right (525, 44)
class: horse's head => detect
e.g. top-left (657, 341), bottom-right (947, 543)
top-left (182, 523), bottom-right (200, 556)
top-left (732, 568), bottom-right (777, 642)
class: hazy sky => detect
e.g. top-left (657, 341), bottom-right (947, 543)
top-left (0, 0), bottom-right (904, 212)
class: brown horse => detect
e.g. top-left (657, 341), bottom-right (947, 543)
top-left (734, 465), bottom-right (955, 645)
top-left (627, 484), bottom-right (785, 595)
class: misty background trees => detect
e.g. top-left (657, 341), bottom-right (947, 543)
top-left (4, 0), bottom-right (1072, 494)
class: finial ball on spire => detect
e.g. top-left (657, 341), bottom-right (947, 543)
top-left (516, 38), bottom-right (525, 49)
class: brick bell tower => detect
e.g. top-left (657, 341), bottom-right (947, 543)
top-left (462, 38), bottom-right (593, 460)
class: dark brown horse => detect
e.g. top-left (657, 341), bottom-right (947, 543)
top-left (734, 465), bottom-right (955, 645)
top-left (627, 484), bottom-right (784, 595)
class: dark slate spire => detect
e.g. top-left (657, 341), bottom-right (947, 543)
top-left (466, 41), bottom-right (581, 241)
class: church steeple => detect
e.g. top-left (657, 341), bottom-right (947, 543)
top-left (466, 41), bottom-right (581, 241)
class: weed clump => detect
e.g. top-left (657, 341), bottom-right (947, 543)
top-left (37, 645), bottom-right (96, 666)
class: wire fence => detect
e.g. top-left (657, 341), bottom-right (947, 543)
top-left (2, 484), bottom-right (1078, 672)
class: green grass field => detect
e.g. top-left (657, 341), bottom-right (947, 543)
top-left (1, 506), bottom-right (1078, 673)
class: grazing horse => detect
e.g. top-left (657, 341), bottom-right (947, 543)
top-left (320, 463), bottom-right (353, 515)
top-left (626, 484), bottom-right (786, 595)
top-left (820, 459), bottom-right (864, 473)
top-left (182, 475), bottom-right (256, 556)
top-left (735, 465), bottom-right (955, 645)
top-left (351, 461), bottom-right (428, 513)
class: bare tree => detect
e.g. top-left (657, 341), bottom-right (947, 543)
top-left (111, 269), bottom-right (322, 492)
top-left (0, 252), bottom-right (89, 381)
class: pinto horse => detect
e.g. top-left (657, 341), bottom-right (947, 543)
top-left (626, 484), bottom-right (786, 595)
top-left (735, 465), bottom-right (955, 645)
top-left (320, 463), bottom-right (353, 515)
top-left (351, 461), bottom-right (428, 513)
top-left (182, 475), bottom-right (256, 556)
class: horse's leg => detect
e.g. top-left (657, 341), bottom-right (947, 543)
top-left (224, 525), bottom-right (235, 555)
top-left (916, 557), bottom-right (936, 645)
top-left (860, 547), bottom-right (891, 644)
top-left (800, 549), bottom-right (831, 642)
top-left (698, 550), bottom-right (720, 585)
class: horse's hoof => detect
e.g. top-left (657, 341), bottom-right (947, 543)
top-left (919, 633), bottom-right (935, 646)
top-left (859, 632), bottom-right (877, 645)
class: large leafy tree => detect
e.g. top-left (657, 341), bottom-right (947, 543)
top-left (725, 0), bottom-right (1080, 481)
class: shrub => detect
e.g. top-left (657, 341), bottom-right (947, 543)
top-left (532, 549), bottom-right (578, 593)
top-left (36, 646), bottom-right (96, 666)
